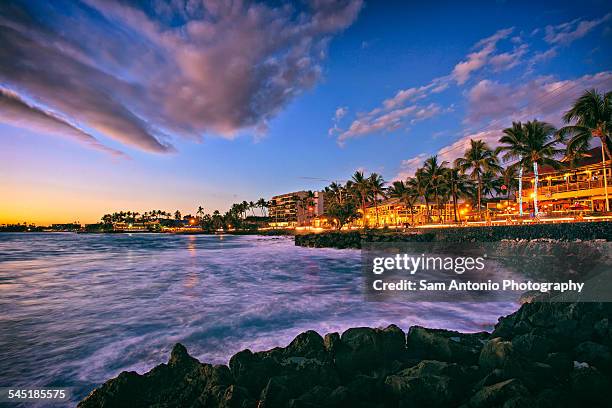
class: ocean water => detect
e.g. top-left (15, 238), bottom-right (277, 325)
top-left (0, 233), bottom-right (517, 405)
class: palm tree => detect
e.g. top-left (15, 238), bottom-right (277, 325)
top-left (328, 182), bottom-right (345, 204)
top-left (560, 89), bottom-right (611, 159)
top-left (256, 198), bottom-right (268, 216)
top-left (481, 171), bottom-right (503, 198)
top-left (497, 120), bottom-right (562, 215)
top-left (497, 122), bottom-right (528, 215)
top-left (422, 156), bottom-right (448, 223)
top-left (351, 171), bottom-right (370, 228)
top-left (559, 89), bottom-right (611, 211)
top-left (410, 169), bottom-right (431, 223)
top-left (501, 166), bottom-right (519, 201)
top-left (455, 139), bottom-right (501, 218)
top-left (443, 167), bottom-right (474, 222)
top-left (196, 206), bottom-right (205, 219)
top-left (368, 173), bottom-right (386, 227)
top-left (388, 180), bottom-right (419, 225)
top-left (174, 210), bottom-right (181, 220)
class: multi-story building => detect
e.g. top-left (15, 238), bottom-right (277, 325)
top-left (356, 200), bottom-right (462, 228)
top-left (268, 191), bottom-right (325, 227)
top-left (521, 147), bottom-right (611, 214)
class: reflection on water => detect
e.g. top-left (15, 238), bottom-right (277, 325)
top-left (0, 233), bottom-right (516, 405)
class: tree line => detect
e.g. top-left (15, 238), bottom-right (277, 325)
top-left (100, 199), bottom-right (270, 232)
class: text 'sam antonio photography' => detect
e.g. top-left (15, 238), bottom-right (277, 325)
top-left (1, 0), bottom-right (612, 407)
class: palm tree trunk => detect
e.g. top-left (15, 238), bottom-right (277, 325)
top-left (453, 191), bottom-right (458, 223)
top-left (518, 166), bottom-right (523, 216)
top-left (600, 141), bottom-right (610, 212)
top-left (533, 162), bottom-right (539, 216)
top-left (374, 194), bottom-right (379, 227)
top-left (362, 198), bottom-right (367, 228)
top-left (599, 133), bottom-right (612, 162)
top-left (477, 177), bottom-right (482, 219)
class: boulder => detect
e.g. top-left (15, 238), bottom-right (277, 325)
top-left (511, 334), bottom-right (551, 361)
top-left (284, 330), bottom-right (326, 359)
top-left (406, 326), bottom-right (488, 365)
top-left (468, 379), bottom-right (529, 408)
top-left (79, 343), bottom-right (236, 408)
top-left (335, 325), bottom-right (406, 375)
top-left (259, 376), bottom-right (291, 408)
top-left (385, 360), bottom-right (475, 407)
top-left (478, 338), bottom-right (514, 371)
top-left (567, 366), bottom-right (611, 407)
top-left (574, 341), bottom-right (611, 372)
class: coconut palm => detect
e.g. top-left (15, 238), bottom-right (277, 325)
top-left (351, 171), bottom-right (371, 228)
top-left (497, 120), bottom-right (562, 215)
top-left (454, 139), bottom-right (501, 217)
top-left (328, 182), bottom-right (346, 204)
top-left (410, 168), bottom-right (431, 223)
top-left (497, 122), bottom-right (528, 215)
top-left (443, 167), bottom-right (474, 222)
top-left (388, 179), bottom-right (419, 225)
top-left (256, 198), bottom-right (268, 216)
top-left (500, 166), bottom-right (516, 200)
top-left (368, 173), bottom-right (386, 227)
top-left (196, 206), bottom-right (205, 219)
top-left (559, 89), bottom-right (611, 211)
top-left (559, 89), bottom-right (611, 160)
top-left (481, 171), bottom-right (503, 198)
top-left (422, 156), bottom-right (448, 223)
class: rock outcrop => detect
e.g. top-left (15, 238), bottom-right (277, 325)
top-left (79, 302), bottom-right (612, 407)
top-left (294, 221), bottom-right (612, 249)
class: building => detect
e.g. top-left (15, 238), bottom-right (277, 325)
top-left (51, 223), bottom-right (81, 231)
top-left (521, 147), bottom-right (611, 214)
top-left (268, 191), bottom-right (325, 228)
top-left (355, 199), bottom-right (465, 228)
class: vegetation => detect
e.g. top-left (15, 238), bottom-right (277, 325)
top-left (314, 88), bottom-right (610, 228)
top-left (98, 198), bottom-right (270, 233)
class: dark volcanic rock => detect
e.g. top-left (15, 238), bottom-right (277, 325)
top-left (407, 326), bottom-right (488, 365)
top-left (79, 302), bottom-right (612, 408)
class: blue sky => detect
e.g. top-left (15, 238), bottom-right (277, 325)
top-left (1, 0), bottom-right (611, 224)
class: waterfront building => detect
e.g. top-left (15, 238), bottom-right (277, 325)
top-left (268, 191), bottom-right (325, 228)
top-left (521, 147), bottom-right (611, 215)
top-left (354, 199), bottom-right (464, 228)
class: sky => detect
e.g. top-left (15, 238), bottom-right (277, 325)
top-left (1, 0), bottom-right (611, 225)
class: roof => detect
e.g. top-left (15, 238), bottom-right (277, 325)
top-left (525, 146), bottom-right (609, 176)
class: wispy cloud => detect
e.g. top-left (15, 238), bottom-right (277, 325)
top-left (0, 88), bottom-right (127, 158)
top-left (335, 102), bottom-right (447, 145)
top-left (466, 71), bottom-right (612, 126)
top-left (332, 26), bottom-right (522, 144)
top-left (544, 13), bottom-right (611, 45)
top-left (328, 106), bottom-right (349, 135)
top-left (0, 0), bottom-right (363, 153)
top-left (451, 27), bottom-right (514, 85)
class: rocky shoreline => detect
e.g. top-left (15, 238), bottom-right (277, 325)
top-left (294, 221), bottom-right (612, 249)
top-left (79, 301), bottom-right (612, 407)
